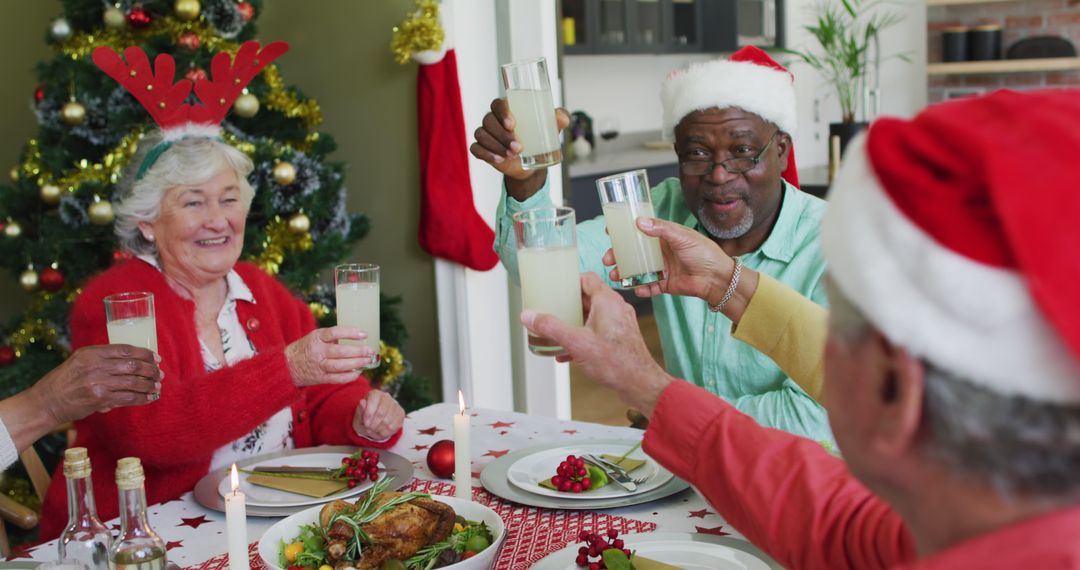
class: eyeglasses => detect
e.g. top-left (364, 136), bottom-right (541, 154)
top-left (678, 131), bottom-right (780, 177)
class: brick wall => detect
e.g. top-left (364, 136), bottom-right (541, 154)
top-left (927, 0), bottom-right (1080, 104)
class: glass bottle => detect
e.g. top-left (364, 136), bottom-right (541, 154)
top-left (109, 457), bottom-right (167, 570)
top-left (58, 447), bottom-right (111, 569)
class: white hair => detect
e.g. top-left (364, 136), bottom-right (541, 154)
top-left (113, 131), bottom-right (255, 256)
top-left (825, 279), bottom-right (1080, 498)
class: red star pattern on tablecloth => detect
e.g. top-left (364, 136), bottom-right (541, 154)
top-left (110, 523), bottom-right (122, 531)
top-left (165, 540), bottom-right (184, 551)
top-left (483, 449), bottom-right (510, 458)
top-left (417, 426), bottom-right (444, 436)
top-left (695, 525), bottom-right (730, 536)
top-left (412, 444), bottom-right (429, 451)
top-left (688, 509), bottom-right (714, 518)
top-left (488, 421), bottom-right (515, 429)
top-left (562, 429), bottom-right (578, 435)
top-left (179, 515), bottom-right (211, 529)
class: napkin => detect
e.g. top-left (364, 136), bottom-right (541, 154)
top-left (631, 555), bottom-right (683, 569)
top-left (539, 454), bottom-right (646, 491)
top-left (245, 473), bottom-right (348, 498)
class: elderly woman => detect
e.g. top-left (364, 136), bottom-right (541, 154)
top-left (39, 132), bottom-right (405, 538)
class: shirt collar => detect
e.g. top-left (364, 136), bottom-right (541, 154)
top-left (684, 180), bottom-right (801, 264)
top-left (136, 254), bottom-right (255, 304)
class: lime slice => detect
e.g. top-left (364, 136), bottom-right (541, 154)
top-left (586, 464), bottom-right (608, 489)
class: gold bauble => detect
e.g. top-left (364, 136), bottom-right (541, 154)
top-left (174, 0), bottom-right (201, 21)
top-left (273, 161), bottom-right (297, 185)
top-left (288, 212), bottom-right (311, 234)
top-left (9, 166), bottom-right (18, 182)
top-left (89, 200), bottom-right (115, 225)
top-left (40, 184), bottom-right (62, 205)
top-left (4, 222), bottom-right (22, 239)
top-left (20, 269), bottom-right (39, 292)
top-left (62, 101), bottom-right (87, 126)
top-left (103, 6), bottom-right (126, 29)
top-left (233, 93), bottom-right (259, 118)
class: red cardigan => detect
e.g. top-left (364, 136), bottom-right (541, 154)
top-left (40, 260), bottom-right (402, 539)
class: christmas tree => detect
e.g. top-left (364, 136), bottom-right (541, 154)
top-left (0, 0), bottom-right (431, 484)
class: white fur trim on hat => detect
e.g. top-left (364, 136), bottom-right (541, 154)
top-left (822, 134), bottom-right (1080, 404)
top-left (661, 59), bottom-right (796, 139)
top-left (161, 123), bottom-right (221, 142)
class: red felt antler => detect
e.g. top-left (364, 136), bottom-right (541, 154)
top-left (92, 41), bottom-right (289, 131)
top-left (190, 41), bottom-right (289, 125)
top-left (92, 46), bottom-right (193, 130)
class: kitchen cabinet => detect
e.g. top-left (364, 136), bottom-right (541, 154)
top-left (561, 0), bottom-right (784, 55)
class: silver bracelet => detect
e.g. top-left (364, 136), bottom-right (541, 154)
top-left (709, 257), bottom-right (743, 313)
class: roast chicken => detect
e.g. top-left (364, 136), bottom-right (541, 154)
top-left (318, 491), bottom-right (456, 569)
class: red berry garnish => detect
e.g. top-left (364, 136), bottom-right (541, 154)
top-left (369, 472), bottom-right (378, 481)
top-left (612, 539), bottom-right (624, 549)
top-left (589, 563), bottom-right (601, 570)
top-left (582, 477), bottom-right (591, 488)
top-left (578, 531), bottom-right (589, 541)
top-left (347, 479), bottom-right (358, 488)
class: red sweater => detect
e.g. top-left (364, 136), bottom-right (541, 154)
top-left (40, 260), bottom-right (402, 539)
top-left (646, 381), bottom-right (1080, 569)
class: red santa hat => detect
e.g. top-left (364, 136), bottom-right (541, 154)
top-left (661, 46), bottom-right (799, 187)
top-left (822, 89), bottom-right (1080, 403)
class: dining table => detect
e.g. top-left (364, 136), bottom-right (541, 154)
top-left (21, 403), bottom-right (752, 569)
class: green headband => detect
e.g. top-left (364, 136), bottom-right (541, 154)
top-left (134, 136), bottom-right (226, 181)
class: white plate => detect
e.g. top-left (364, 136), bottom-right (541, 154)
top-left (216, 452), bottom-right (379, 508)
top-left (506, 443), bottom-right (673, 500)
top-left (531, 532), bottom-right (782, 569)
top-left (258, 494), bottom-right (506, 570)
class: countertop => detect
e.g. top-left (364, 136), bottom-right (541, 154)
top-left (566, 131), bottom-right (677, 178)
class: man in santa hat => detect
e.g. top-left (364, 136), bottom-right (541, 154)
top-left (472, 47), bottom-right (831, 441)
top-left (520, 89), bottom-right (1080, 567)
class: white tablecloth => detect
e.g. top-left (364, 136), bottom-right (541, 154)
top-left (26, 403), bottom-right (742, 566)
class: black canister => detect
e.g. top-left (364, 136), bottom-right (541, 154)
top-left (943, 26), bottom-right (969, 62)
top-left (969, 24), bottom-right (1002, 61)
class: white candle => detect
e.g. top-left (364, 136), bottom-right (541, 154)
top-left (454, 390), bottom-right (471, 500)
top-left (225, 464), bottom-right (248, 570)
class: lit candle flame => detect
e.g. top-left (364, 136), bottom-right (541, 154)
top-left (458, 390), bottom-right (465, 415)
top-left (230, 464), bottom-right (239, 493)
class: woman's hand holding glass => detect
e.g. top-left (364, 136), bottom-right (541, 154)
top-left (604, 217), bottom-right (759, 322)
top-left (284, 326), bottom-right (378, 386)
top-left (352, 389), bottom-right (405, 442)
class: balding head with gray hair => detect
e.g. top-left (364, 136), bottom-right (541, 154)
top-left (113, 131), bottom-right (255, 257)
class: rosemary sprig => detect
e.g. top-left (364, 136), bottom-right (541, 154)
top-left (327, 476), bottom-right (430, 563)
top-left (616, 441), bottom-right (642, 463)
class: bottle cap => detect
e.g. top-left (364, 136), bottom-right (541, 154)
top-left (63, 447), bottom-right (91, 479)
top-left (116, 457), bottom-right (145, 490)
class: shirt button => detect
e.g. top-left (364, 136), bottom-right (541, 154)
top-left (297, 410), bottom-right (307, 422)
top-left (246, 318), bottom-right (260, 332)
top-left (707, 325), bottom-right (715, 333)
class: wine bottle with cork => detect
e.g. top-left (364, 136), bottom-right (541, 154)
top-left (58, 447), bottom-right (111, 569)
top-left (110, 457), bottom-right (167, 569)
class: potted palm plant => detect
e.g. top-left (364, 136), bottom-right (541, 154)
top-left (784, 0), bottom-right (908, 155)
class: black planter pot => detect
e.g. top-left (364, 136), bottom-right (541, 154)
top-left (829, 122), bottom-right (870, 159)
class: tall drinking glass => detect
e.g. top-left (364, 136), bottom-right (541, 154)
top-left (513, 207), bottom-right (583, 356)
top-left (104, 292), bottom-right (157, 353)
top-left (596, 169), bottom-right (665, 288)
top-left (335, 264), bottom-right (381, 370)
top-left (501, 58), bottom-right (563, 170)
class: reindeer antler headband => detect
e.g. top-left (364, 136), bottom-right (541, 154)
top-left (91, 40), bottom-right (289, 179)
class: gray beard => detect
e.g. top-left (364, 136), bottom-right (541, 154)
top-left (697, 204), bottom-right (754, 240)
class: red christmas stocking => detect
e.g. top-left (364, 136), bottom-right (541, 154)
top-left (416, 49), bottom-right (499, 271)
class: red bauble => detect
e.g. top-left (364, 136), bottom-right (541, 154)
top-left (112, 250), bottom-right (134, 263)
top-left (184, 67), bottom-right (207, 82)
top-left (34, 85), bottom-right (45, 103)
top-left (128, 7), bottom-right (152, 28)
top-left (0, 346), bottom-right (14, 367)
top-left (236, 2), bottom-right (254, 22)
top-left (178, 31), bottom-right (201, 51)
top-left (426, 439), bottom-right (456, 479)
top-left (39, 267), bottom-right (64, 292)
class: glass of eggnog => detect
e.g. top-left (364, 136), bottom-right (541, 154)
top-left (513, 207), bottom-right (583, 356)
top-left (596, 169), bottom-right (665, 288)
top-left (104, 292), bottom-right (157, 353)
top-left (335, 263), bottom-right (381, 370)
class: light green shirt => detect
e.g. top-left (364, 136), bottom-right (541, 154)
top-left (495, 177), bottom-right (832, 442)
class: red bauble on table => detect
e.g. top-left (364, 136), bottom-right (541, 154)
top-left (0, 346), bottom-right (14, 367)
top-left (39, 267), bottom-right (65, 292)
top-left (34, 85), bottom-right (45, 103)
top-left (178, 31), bottom-right (201, 51)
top-left (236, 2), bottom-right (254, 22)
top-left (426, 439), bottom-right (456, 479)
top-left (127, 7), bottom-right (152, 28)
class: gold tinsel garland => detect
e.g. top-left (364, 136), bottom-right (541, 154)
top-left (251, 217), bottom-right (313, 275)
top-left (391, 0), bottom-right (445, 65)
